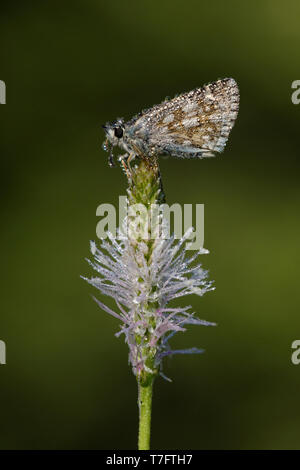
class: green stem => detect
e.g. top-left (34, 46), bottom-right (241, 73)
top-left (125, 157), bottom-right (162, 450)
top-left (138, 376), bottom-right (154, 450)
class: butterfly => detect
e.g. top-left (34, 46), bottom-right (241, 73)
top-left (102, 78), bottom-right (239, 167)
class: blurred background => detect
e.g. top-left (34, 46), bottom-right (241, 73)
top-left (1, 0), bottom-right (300, 450)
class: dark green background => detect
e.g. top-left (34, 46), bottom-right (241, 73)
top-left (1, 0), bottom-right (300, 449)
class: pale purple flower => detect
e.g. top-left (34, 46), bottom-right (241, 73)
top-left (83, 225), bottom-right (215, 380)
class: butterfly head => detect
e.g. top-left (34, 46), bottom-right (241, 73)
top-left (102, 119), bottom-right (126, 167)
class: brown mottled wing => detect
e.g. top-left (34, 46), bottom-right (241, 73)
top-left (131, 78), bottom-right (239, 158)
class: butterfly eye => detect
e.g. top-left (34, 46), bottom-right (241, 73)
top-left (114, 127), bottom-right (123, 138)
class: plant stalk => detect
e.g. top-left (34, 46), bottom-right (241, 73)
top-left (138, 376), bottom-right (154, 450)
top-left (125, 157), bottom-right (164, 450)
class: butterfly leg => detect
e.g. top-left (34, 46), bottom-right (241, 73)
top-left (117, 154), bottom-right (130, 178)
top-left (117, 152), bottom-right (137, 179)
top-left (126, 152), bottom-right (136, 172)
